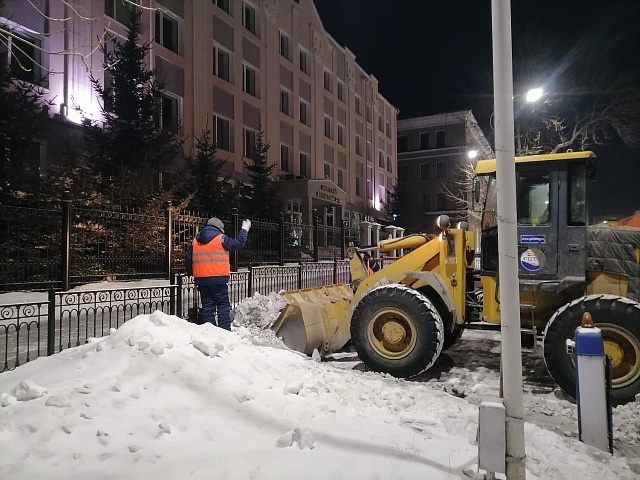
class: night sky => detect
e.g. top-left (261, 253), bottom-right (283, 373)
top-left (313, 0), bottom-right (640, 220)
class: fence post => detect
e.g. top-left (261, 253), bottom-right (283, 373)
top-left (313, 215), bottom-right (319, 262)
top-left (341, 219), bottom-right (346, 259)
top-left (47, 288), bottom-right (56, 356)
top-left (61, 190), bottom-right (72, 291)
top-left (231, 208), bottom-right (239, 272)
top-left (247, 264), bottom-right (253, 297)
top-left (298, 261), bottom-right (303, 289)
top-left (279, 212), bottom-right (285, 266)
top-left (165, 201), bottom-right (173, 280)
top-left (169, 271), bottom-right (176, 316)
top-left (333, 258), bottom-right (338, 284)
top-left (175, 273), bottom-right (183, 318)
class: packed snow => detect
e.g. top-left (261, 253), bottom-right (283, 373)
top-left (0, 291), bottom-right (637, 479)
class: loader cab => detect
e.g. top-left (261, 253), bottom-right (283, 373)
top-left (476, 151), bottom-right (595, 291)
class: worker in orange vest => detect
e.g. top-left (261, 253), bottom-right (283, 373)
top-left (185, 217), bottom-right (251, 330)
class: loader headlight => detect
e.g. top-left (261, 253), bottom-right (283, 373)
top-left (457, 221), bottom-right (469, 231)
top-left (436, 215), bottom-right (450, 231)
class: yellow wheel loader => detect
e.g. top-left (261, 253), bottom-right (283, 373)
top-left (273, 150), bottom-right (640, 406)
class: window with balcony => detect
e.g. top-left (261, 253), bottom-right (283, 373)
top-left (155, 9), bottom-right (180, 53)
top-left (243, 63), bottom-right (257, 96)
top-left (213, 44), bottom-right (230, 81)
top-left (243, 2), bottom-right (257, 35)
top-left (214, 115), bottom-right (231, 151)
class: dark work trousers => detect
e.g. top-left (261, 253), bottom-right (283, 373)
top-left (198, 284), bottom-right (232, 331)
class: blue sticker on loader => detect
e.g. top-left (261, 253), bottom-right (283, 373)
top-left (520, 235), bottom-right (545, 245)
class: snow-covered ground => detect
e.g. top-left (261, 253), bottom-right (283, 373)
top-left (0, 287), bottom-right (638, 479)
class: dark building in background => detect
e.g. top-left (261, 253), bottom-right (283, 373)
top-left (397, 111), bottom-right (492, 233)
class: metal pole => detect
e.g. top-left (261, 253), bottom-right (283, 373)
top-left (61, 190), bottom-right (72, 291)
top-left (231, 208), bottom-right (239, 272)
top-left (279, 212), bottom-right (285, 266)
top-left (491, 1), bottom-right (526, 478)
top-left (313, 216), bottom-right (319, 262)
top-left (340, 219), bottom-right (346, 259)
top-left (165, 200), bottom-right (173, 280)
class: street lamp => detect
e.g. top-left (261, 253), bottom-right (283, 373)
top-left (468, 150), bottom-right (478, 159)
top-left (525, 87), bottom-right (543, 103)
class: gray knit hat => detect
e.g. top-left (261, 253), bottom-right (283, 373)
top-left (206, 217), bottom-right (225, 233)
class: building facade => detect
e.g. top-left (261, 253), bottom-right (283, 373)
top-left (1, 0), bottom-right (397, 227)
top-left (396, 111), bottom-right (492, 233)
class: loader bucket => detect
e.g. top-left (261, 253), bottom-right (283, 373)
top-left (273, 284), bottom-right (354, 356)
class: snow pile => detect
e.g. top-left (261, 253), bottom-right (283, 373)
top-left (232, 291), bottom-right (286, 329)
top-left (613, 395), bottom-right (640, 445)
top-left (0, 310), bottom-right (636, 479)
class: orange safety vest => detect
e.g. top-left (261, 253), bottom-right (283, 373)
top-left (192, 235), bottom-right (230, 277)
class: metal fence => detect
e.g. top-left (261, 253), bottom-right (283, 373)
top-left (0, 260), bottom-right (353, 372)
top-left (0, 193), bottom-right (360, 292)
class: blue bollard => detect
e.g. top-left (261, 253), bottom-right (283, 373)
top-left (569, 312), bottom-right (611, 453)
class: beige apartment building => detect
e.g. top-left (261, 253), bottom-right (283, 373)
top-left (1, 0), bottom-right (397, 227)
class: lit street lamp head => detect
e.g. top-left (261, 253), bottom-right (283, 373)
top-left (526, 87), bottom-right (544, 103)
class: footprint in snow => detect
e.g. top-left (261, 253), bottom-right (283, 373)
top-left (45, 396), bottom-right (71, 408)
top-left (283, 381), bottom-right (303, 395)
top-left (9, 380), bottom-right (48, 401)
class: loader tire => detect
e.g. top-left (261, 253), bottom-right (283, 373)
top-left (543, 295), bottom-right (640, 406)
top-left (351, 284), bottom-right (444, 378)
top-left (443, 325), bottom-right (465, 351)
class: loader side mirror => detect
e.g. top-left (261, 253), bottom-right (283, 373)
top-left (473, 177), bottom-right (481, 204)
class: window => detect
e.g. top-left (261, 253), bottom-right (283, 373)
top-left (378, 115), bottom-right (383, 132)
top-left (3, 31), bottom-right (41, 84)
top-left (279, 31), bottom-right (291, 60)
top-left (436, 130), bottom-right (445, 148)
top-left (337, 169), bottom-right (345, 189)
top-left (213, 44), bottom-right (230, 81)
top-left (323, 69), bottom-right (332, 92)
top-left (280, 88), bottom-right (291, 116)
top-left (420, 194), bottom-right (430, 211)
top-left (299, 152), bottom-right (309, 178)
top-left (355, 135), bottom-right (362, 155)
top-left (378, 173), bottom-right (386, 205)
top-left (337, 124), bottom-right (345, 146)
top-left (517, 173), bottom-right (550, 225)
top-left (214, 0), bottom-right (230, 14)
top-left (378, 150), bottom-right (385, 168)
top-left (397, 135), bottom-right (408, 153)
top-left (366, 165), bottom-right (373, 199)
top-left (324, 116), bottom-right (332, 139)
top-left (437, 193), bottom-right (447, 210)
top-left (243, 63), bottom-right (257, 96)
top-left (243, 128), bottom-right (257, 157)
top-left (355, 176), bottom-right (362, 196)
top-left (366, 105), bottom-right (372, 123)
top-left (436, 162), bottom-right (446, 178)
top-left (324, 163), bottom-right (332, 180)
top-left (568, 164), bottom-right (587, 226)
top-left (385, 121), bottom-right (391, 138)
top-left (280, 144), bottom-right (290, 171)
top-left (337, 81), bottom-right (345, 102)
top-left (243, 2), bottom-right (257, 35)
top-left (386, 155), bottom-right (392, 173)
top-left (355, 95), bottom-right (362, 115)
top-left (398, 165), bottom-right (409, 182)
top-left (155, 9), bottom-right (180, 53)
top-left (366, 140), bottom-right (372, 162)
top-left (299, 100), bottom-right (309, 125)
top-left (299, 47), bottom-right (309, 74)
top-left (105, 0), bottom-right (141, 27)
top-left (214, 115), bottom-right (231, 151)
top-left (420, 132), bottom-right (429, 150)
top-left (420, 163), bottom-right (430, 180)
top-left (160, 94), bottom-right (180, 132)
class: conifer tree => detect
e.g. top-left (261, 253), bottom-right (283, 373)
top-left (242, 130), bottom-right (281, 219)
top-left (82, 5), bottom-right (182, 203)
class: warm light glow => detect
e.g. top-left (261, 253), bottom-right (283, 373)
top-left (526, 88), bottom-right (543, 103)
top-left (374, 198), bottom-right (381, 210)
top-left (467, 150), bottom-right (478, 159)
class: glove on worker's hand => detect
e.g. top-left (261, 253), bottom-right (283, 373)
top-left (241, 219), bottom-right (252, 232)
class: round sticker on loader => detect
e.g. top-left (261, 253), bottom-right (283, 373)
top-left (520, 248), bottom-right (541, 272)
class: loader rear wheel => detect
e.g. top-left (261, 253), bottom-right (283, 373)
top-left (543, 295), bottom-right (640, 406)
top-left (351, 285), bottom-right (444, 378)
